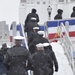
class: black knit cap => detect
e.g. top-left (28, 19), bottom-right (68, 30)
top-left (32, 8), bottom-right (36, 13)
top-left (57, 9), bottom-right (63, 13)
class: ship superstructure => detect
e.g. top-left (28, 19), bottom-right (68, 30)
top-left (19, 0), bottom-right (75, 25)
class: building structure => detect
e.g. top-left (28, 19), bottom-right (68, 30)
top-left (19, 0), bottom-right (75, 25)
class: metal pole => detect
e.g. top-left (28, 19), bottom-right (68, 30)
top-left (65, 21), bottom-right (69, 35)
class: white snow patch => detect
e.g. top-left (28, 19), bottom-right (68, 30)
top-left (50, 42), bottom-right (73, 75)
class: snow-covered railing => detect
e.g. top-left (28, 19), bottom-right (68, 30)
top-left (60, 22), bottom-right (75, 75)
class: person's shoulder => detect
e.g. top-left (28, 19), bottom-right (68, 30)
top-left (36, 13), bottom-right (38, 15)
top-left (32, 52), bottom-right (37, 57)
top-left (36, 13), bottom-right (39, 16)
top-left (27, 13), bottom-right (31, 14)
top-left (7, 47), bottom-right (13, 51)
top-left (54, 14), bottom-right (57, 19)
top-left (7, 46), bottom-right (26, 51)
top-left (6, 47), bottom-right (13, 54)
top-left (27, 13), bottom-right (31, 16)
top-left (20, 46), bottom-right (29, 51)
top-left (55, 14), bottom-right (59, 17)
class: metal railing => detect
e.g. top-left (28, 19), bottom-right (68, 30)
top-left (59, 22), bottom-right (75, 75)
top-left (45, 20), bottom-right (75, 74)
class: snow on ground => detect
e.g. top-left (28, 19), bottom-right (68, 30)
top-left (50, 42), bottom-right (73, 75)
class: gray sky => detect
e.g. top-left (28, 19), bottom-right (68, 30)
top-left (0, 0), bottom-right (20, 25)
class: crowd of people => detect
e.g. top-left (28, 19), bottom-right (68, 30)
top-left (0, 32), bottom-right (58, 75)
top-left (0, 6), bottom-right (75, 75)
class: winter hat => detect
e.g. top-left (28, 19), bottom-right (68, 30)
top-left (37, 31), bottom-right (44, 35)
top-left (43, 43), bottom-right (50, 47)
top-left (57, 9), bottom-right (63, 13)
top-left (36, 43), bottom-right (44, 48)
top-left (33, 27), bottom-right (39, 30)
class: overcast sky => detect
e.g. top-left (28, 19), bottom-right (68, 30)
top-left (0, 0), bottom-right (20, 25)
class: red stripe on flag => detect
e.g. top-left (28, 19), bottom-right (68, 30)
top-left (48, 31), bottom-right (75, 40)
top-left (10, 36), bottom-right (13, 42)
top-left (48, 33), bottom-right (60, 39)
top-left (69, 31), bottom-right (75, 37)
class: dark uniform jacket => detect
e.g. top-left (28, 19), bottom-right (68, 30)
top-left (24, 12), bottom-right (39, 33)
top-left (28, 32), bottom-right (40, 44)
top-left (44, 47), bottom-right (58, 75)
top-left (5, 45), bottom-right (33, 75)
top-left (28, 32), bottom-right (40, 54)
top-left (0, 51), bottom-right (7, 74)
top-left (29, 36), bottom-right (49, 54)
top-left (32, 50), bottom-right (53, 75)
top-left (32, 36), bottom-right (49, 45)
top-left (71, 11), bottom-right (75, 17)
top-left (54, 14), bottom-right (62, 20)
top-left (25, 22), bottom-right (39, 33)
top-left (1, 48), bottom-right (9, 55)
top-left (25, 13), bottom-right (39, 25)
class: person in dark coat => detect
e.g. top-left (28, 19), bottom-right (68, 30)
top-left (25, 8), bottom-right (39, 26)
top-left (25, 22), bottom-right (40, 36)
top-left (28, 27), bottom-right (40, 54)
top-left (71, 6), bottom-right (75, 17)
top-left (54, 9), bottom-right (63, 20)
top-left (0, 51), bottom-right (7, 75)
top-left (29, 31), bottom-right (49, 54)
top-left (43, 43), bottom-right (58, 75)
top-left (24, 8), bottom-right (39, 35)
top-left (32, 31), bottom-right (49, 45)
top-left (1, 43), bottom-right (8, 54)
top-left (0, 43), bottom-right (9, 59)
top-left (28, 26), bottom-right (40, 43)
top-left (4, 34), bottom-right (33, 75)
top-left (32, 43), bottom-right (53, 75)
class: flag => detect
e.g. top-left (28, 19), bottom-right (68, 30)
top-left (59, 19), bottom-right (75, 37)
top-left (47, 20), bottom-right (60, 40)
top-left (38, 24), bottom-right (60, 40)
top-left (47, 18), bottom-right (75, 40)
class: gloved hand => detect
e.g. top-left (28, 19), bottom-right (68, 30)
top-left (55, 68), bottom-right (58, 72)
top-left (55, 63), bottom-right (58, 72)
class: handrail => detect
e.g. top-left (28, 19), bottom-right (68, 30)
top-left (44, 20), bottom-right (75, 74)
top-left (60, 22), bottom-right (75, 75)
top-left (44, 22), bottom-right (49, 39)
